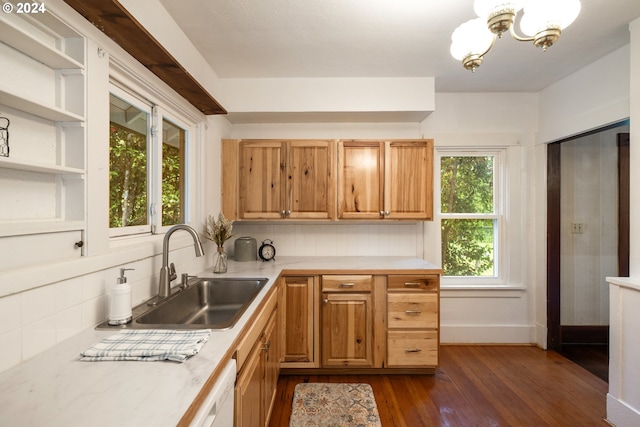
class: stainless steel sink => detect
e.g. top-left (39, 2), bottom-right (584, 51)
top-left (97, 277), bottom-right (269, 330)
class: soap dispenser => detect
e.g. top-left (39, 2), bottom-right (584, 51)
top-left (108, 268), bottom-right (134, 325)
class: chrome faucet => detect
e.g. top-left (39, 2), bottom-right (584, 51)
top-left (158, 224), bottom-right (205, 299)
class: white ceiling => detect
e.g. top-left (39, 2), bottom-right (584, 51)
top-left (158, 0), bottom-right (640, 93)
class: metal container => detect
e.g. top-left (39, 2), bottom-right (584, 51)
top-left (234, 236), bottom-right (257, 262)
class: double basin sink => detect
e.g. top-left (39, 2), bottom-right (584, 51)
top-left (97, 277), bottom-right (269, 330)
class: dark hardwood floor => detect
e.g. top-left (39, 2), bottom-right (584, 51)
top-left (558, 344), bottom-right (609, 382)
top-left (269, 345), bottom-right (609, 427)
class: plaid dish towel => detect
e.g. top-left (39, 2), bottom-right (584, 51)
top-left (79, 329), bottom-right (211, 362)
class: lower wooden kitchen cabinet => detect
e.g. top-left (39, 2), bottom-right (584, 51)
top-left (233, 270), bottom-right (439, 427)
top-left (281, 275), bottom-right (318, 368)
top-left (235, 288), bottom-right (280, 427)
top-left (386, 275), bottom-right (439, 367)
top-left (321, 275), bottom-right (373, 367)
top-left (279, 271), bottom-right (440, 373)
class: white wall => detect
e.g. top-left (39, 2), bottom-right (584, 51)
top-left (0, 0), bottom-right (231, 373)
top-left (423, 93), bottom-right (538, 344)
top-left (227, 93), bottom-right (539, 344)
top-left (605, 17), bottom-right (640, 427)
top-left (535, 41), bottom-right (632, 348)
top-left (538, 45), bottom-right (631, 144)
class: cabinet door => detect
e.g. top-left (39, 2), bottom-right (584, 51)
top-left (282, 276), bottom-right (317, 367)
top-left (235, 339), bottom-right (264, 427)
top-left (338, 141), bottom-right (385, 219)
top-left (263, 311), bottom-right (278, 427)
top-left (385, 140), bottom-right (433, 220)
top-left (321, 293), bottom-right (373, 367)
top-left (286, 140), bottom-right (336, 219)
top-left (239, 140), bottom-right (286, 219)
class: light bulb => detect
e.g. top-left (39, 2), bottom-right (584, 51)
top-left (520, 0), bottom-right (581, 36)
top-left (450, 18), bottom-right (494, 61)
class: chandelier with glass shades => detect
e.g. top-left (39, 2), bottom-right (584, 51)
top-left (450, 0), bottom-right (581, 72)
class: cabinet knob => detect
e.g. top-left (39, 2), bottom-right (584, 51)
top-left (322, 299), bottom-right (329, 304)
top-left (405, 348), bottom-right (422, 353)
top-left (379, 211), bottom-right (385, 216)
top-left (339, 283), bottom-right (355, 288)
top-left (263, 340), bottom-right (271, 352)
top-left (285, 210), bottom-right (291, 216)
top-left (404, 310), bottom-right (422, 315)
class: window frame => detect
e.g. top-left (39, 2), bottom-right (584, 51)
top-left (108, 85), bottom-right (153, 238)
top-left (436, 148), bottom-right (507, 286)
top-left (108, 84), bottom-right (194, 239)
top-left (155, 109), bottom-right (192, 234)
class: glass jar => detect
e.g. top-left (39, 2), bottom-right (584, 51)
top-left (213, 246), bottom-right (228, 274)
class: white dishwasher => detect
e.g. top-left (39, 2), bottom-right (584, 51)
top-left (190, 359), bottom-right (236, 427)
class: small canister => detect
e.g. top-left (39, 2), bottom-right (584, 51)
top-left (234, 236), bottom-right (257, 262)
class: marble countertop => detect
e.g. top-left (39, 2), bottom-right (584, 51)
top-left (0, 256), bottom-right (440, 427)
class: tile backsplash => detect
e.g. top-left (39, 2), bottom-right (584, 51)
top-left (0, 244), bottom-right (211, 373)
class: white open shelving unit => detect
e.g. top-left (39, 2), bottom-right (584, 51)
top-left (0, 8), bottom-right (87, 265)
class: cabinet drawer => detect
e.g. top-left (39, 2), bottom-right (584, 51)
top-left (387, 330), bottom-right (438, 367)
top-left (387, 293), bottom-right (438, 329)
top-left (322, 275), bottom-right (372, 292)
top-left (387, 275), bottom-right (438, 292)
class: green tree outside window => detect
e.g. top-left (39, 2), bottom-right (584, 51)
top-left (441, 156), bottom-right (495, 276)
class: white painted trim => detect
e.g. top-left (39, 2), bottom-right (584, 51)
top-left (440, 324), bottom-right (535, 344)
top-left (607, 394), bottom-right (640, 427)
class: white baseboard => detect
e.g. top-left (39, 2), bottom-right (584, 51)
top-left (607, 394), bottom-right (640, 427)
top-left (440, 324), bottom-right (535, 344)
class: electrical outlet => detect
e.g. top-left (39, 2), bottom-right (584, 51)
top-left (571, 222), bottom-right (586, 234)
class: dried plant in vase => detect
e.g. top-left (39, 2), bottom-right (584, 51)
top-left (204, 213), bottom-right (235, 273)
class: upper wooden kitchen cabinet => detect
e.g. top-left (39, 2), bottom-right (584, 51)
top-left (222, 139), bottom-right (336, 220)
top-left (337, 139), bottom-right (434, 220)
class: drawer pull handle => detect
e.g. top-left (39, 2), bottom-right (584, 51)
top-left (339, 283), bottom-right (355, 288)
top-left (405, 348), bottom-right (422, 353)
top-left (405, 310), bottom-right (422, 315)
top-left (404, 282), bottom-right (422, 287)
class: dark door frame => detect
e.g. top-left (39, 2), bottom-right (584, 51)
top-left (546, 123), bottom-right (630, 350)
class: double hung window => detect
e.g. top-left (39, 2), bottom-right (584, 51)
top-left (438, 150), bottom-right (504, 281)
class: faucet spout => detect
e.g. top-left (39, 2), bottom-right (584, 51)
top-left (158, 224), bottom-right (205, 299)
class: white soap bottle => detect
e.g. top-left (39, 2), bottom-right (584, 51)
top-left (108, 268), bottom-right (134, 325)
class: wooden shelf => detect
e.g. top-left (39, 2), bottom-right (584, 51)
top-left (0, 88), bottom-right (84, 122)
top-left (0, 14), bottom-right (84, 69)
top-left (0, 157), bottom-right (84, 175)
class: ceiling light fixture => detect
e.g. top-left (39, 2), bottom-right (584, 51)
top-left (450, 0), bottom-right (581, 72)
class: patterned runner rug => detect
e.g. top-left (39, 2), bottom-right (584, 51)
top-left (289, 383), bottom-right (382, 427)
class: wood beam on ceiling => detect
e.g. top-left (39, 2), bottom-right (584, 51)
top-left (63, 0), bottom-right (226, 115)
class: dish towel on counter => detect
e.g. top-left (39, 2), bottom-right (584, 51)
top-left (79, 329), bottom-right (211, 362)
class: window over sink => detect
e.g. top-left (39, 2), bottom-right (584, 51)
top-left (109, 88), bottom-right (188, 238)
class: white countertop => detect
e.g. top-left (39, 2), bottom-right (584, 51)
top-left (0, 256), bottom-right (439, 427)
